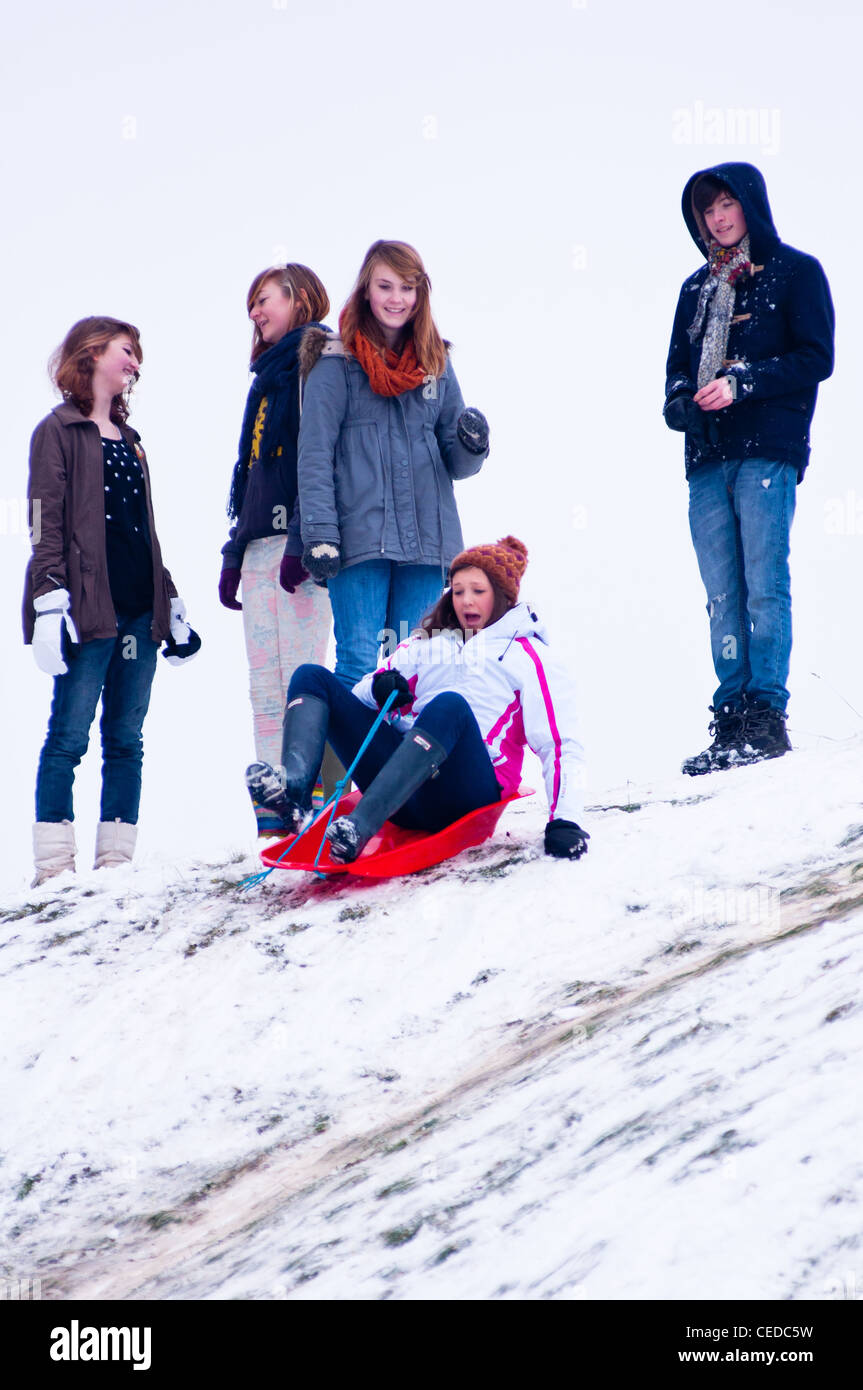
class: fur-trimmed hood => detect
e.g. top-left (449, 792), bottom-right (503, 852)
top-left (298, 324), bottom-right (454, 379)
top-left (298, 324), bottom-right (347, 379)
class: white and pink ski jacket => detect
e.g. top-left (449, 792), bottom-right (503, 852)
top-left (352, 602), bottom-right (586, 823)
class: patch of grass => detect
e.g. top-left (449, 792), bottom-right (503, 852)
top-left (312, 1113), bottom-right (331, 1134)
top-left (210, 877), bottom-right (243, 895)
top-left (184, 925), bottom-right (226, 957)
top-left (381, 1220), bottom-right (422, 1247)
top-left (45, 928), bottom-right (87, 947)
top-left (381, 1139), bottom-right (409, 1157)
top-left (256, 1113), bottom-right (284, 1134)
top-left (338, 905), bottom-right (370, 922)
top-left (146, 1210), bottom-right (181, 1230)
top-left (563, 980), bottom-right (597, 997)
top-left (825, 1003), bottom-right (855, 1024)
top-left (15, 1173), bottom-right (42, 1201)
top-left (256, 941), bottom-right (285, 958)
top-left (431, 1244), bottom-right (461, 1265)
top-left (474, 856), bottom-right (526, 880)
top-left (39, 909), bottom-right (72, 926)
top-left (376, 1178), bottom-right (416, 1200)
top-left (284, 921), bottom-right (312, 936)
top-left (582, 985), bottom-right (626, 1005)
top-left (662, 939), bottom-right (703, 956)
top-left (1, 902), bottom-right (52, 923)
top-left (471, 968), bottom-right (501, 986)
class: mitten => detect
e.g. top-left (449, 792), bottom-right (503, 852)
top-left (301, 543), bottom-right (341, 582)
top-left (219, 567), bottom-right (242, 610)
top-left (162, 598), bottom-right (201, 666)
top-left (663, 395), bottom-right (717, 447)
top-left (544, 819), bottom-right (590, 860)
top-left (32, 588), bottom-right (78, 676)
top-left (456, 407), bottom-right (489, 455)
top-left (279, 552), bottom-right (309, 593)
top-left (371, 669), bottom-right (413, 711)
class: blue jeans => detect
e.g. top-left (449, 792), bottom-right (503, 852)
top-left (688, 459), bottom-right (797, 711)
top-left (35, 611), bottom-right (160, 823)
top-left (287, 664), bottom-right (501, 832)
top-left (326, 560), bottom-right (442, 688)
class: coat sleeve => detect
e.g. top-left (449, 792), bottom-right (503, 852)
top-left (433, 360), bottom-right (487, 481)
top-left (221, 524), bottom-right (244, 570)
top-left (664, 278), bottom-right (700, 409)
top-left (27, 417), bottom-right (69, 600)
top-left (516, 639), bottom-right (586, 824)
top-left (724, 254), bottom-right (835, 402)
top-left (297, 358), bottom-right (349, 546)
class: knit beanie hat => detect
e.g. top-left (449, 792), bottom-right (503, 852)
top-left (449, 535), bottom-right (528, 603)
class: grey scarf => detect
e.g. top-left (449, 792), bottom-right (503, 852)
top-left (687, 234), bottom-right (752, 389)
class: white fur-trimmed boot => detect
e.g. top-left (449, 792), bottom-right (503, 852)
top-left (32, 821), bottom-right (76, 888)
top-left (94, 819), bottom-right (138, 870)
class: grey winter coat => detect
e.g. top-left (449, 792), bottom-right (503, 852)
top-left (296, 328), bottom-right (486, 572)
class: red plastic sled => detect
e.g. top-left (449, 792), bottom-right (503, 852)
top-left (259, 787), bottom-right (533, 879)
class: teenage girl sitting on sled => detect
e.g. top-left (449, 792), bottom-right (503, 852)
top-left (245, 535), bottom-right (589, 863)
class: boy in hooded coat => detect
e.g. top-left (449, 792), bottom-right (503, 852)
top-left (664, 161), bottom-right (834, 775)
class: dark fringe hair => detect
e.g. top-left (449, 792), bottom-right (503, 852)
top-left (691, 175), bottom-right (734, 216)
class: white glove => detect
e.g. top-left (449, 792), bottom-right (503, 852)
top-left (32, 589), bottom-right (79, 676)
top-left (169, 597), bottom-right (191, 645)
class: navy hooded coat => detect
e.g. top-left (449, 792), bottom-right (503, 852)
top-left (664, 162), bottom-right (834, 479)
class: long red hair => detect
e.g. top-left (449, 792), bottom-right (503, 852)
top-left (50, 316), bottom-right (143, 424)
top-left (247, 263), bottom-right (330, 364)
top-left (340, 240), bottom-right (448, 378)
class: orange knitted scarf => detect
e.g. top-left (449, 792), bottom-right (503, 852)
top-left (341, 314), bottom-right (426, 397)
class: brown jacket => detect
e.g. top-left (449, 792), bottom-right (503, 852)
top-left (22, 403), bottom-right (177, 644)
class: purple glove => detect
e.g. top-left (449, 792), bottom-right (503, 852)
top-left (279, 553), bottom-right (309, 594)
top-left (219, 567), bottom-right (242, 610)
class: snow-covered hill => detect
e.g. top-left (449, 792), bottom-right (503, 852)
top-left (3, 738), bottom-right (863, 1302)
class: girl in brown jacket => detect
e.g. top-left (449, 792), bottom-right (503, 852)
top-left (24, 316), bottom-right (198, 885)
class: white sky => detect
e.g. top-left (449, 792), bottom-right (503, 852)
top-left (1, 0), bottom-right (861, 886)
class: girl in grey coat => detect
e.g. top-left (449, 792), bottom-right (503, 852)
top-left (297, 239), bottom-right (489, 686)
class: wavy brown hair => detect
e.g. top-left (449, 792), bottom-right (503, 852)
top-left (420, 569), bottom-right (513, 637)
top-left (50, 317), bottom-right (143, 424)
top-left (247, 263), bottom-right (330, 364)
top-left (340, 240), bottom-right (448, 378)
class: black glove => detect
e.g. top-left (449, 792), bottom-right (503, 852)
top-left (456, 407), bottom-right (489, 455)
top-left (544, 819), bottom-right (589, 860)
top-left (663, 395), bottom-right (717, 447)
top-left (301, 542), bottom-right (341, 582)
top-left (371, 669), bottom-right (413, 711)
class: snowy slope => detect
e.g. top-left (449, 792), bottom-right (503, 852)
top-left (2, 737), bottom-right (863, 1302)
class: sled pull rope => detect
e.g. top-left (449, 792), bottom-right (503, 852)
top-left (239, 690), bottom-right (399, 889)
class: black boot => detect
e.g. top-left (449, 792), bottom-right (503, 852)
top-left (325, 728), bottom-right (448, 863)
top-left (245, 693), bottom-right (330, 833)
top-left (743, 699), bottom-right (791, 762)
top-left (681, 701), bottom-right (747, 776)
